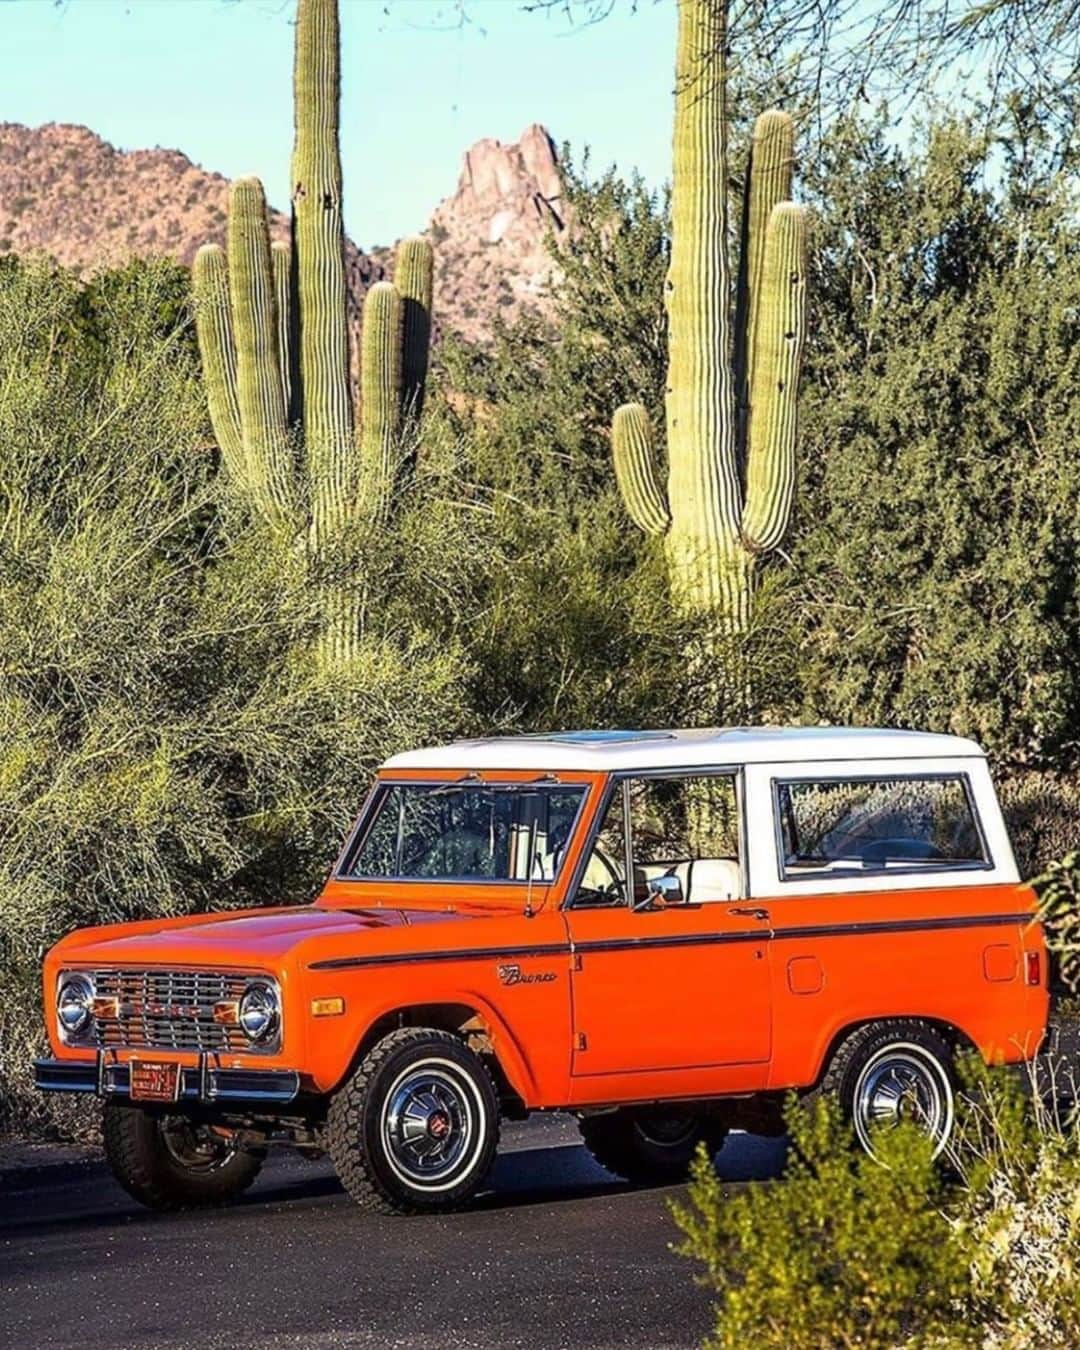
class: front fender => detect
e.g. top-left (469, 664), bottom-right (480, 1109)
top-left (299, 940), bottom-right (573, 1107)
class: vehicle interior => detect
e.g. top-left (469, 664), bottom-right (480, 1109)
top-left (575, 773), bottom-right (742, 907)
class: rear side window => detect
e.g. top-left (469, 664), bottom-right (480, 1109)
top-left (774, 775), bottom-right (989, 880)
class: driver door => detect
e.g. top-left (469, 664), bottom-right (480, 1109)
top-left (564, 773), bottom-right (772, 1087)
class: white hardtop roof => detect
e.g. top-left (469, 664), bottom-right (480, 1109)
top-left (383, 726), bottom-right (985, 773)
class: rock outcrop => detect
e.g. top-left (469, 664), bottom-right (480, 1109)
top-left (425, 123), bottom-right (567, 342)
top-left (0, 120), bottom-right (565, 343)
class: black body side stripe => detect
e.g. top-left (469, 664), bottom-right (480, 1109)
top-left (771, 912), bottom-right (1034, 942)
top-left (309, 943), bottom-right (572, 972)
top-left (306, 911), bottom-right (1035, 972)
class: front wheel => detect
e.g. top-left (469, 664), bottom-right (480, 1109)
top-left (579, 1107), bottom-right (728, 1184)
top-left (102, 1101), bottom-right (264, 1211)
top-left (820, 1019), bottom-right (957, 1160)
top-left (327, 1027), bottom-right (500, 1215)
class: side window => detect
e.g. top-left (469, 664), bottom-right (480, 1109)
top-left (630, 775), bottom-right (741, 903)
top-left (574, 785), bottom-right (628, 907)
top-left (775, 775), bottom-right (989, 880)
top-left (573, 774), bottom-right (742, 907)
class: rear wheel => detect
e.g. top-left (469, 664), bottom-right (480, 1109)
top-left (102, 1101), bottom-right (263, 1211)
top-left (579, 1107), bottom-right (728, 1184)
top-left (820, 1020), bottom-right (957, 1159)
top-left (327, 1027), bottom-right (500, 1215)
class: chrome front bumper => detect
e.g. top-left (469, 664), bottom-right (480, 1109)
top-left (34, 1052), bottom-right (300, 1105)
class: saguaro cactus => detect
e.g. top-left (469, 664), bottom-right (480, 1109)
top-left (612, 0), bottom-right (808, 643)
top-left (192, 0), bottom-right (434, 660)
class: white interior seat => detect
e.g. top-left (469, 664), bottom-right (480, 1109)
top-left (688, 857), bottom-right (741, 903)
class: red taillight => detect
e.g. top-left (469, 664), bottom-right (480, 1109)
top-left (1026, 951), bottom-right (1042, 986)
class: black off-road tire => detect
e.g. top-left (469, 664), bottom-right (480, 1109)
top-left (327, 1027), bottom-right (501, 1215)
top-left (102, 1101), bottom-right (264, 1211)
top-left (816, 1019), bottom-right (958, 1159)
top-left (579, 1107), bottom-right (729, 1184)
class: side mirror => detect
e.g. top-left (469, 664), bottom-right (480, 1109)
top-left (635, 873), bottom-right (684, 911)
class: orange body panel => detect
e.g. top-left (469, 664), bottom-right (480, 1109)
top-left (42, 766), bottom-right (1050, 1113)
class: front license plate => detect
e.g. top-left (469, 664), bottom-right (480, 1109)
top-left (129, 1060), bottom-right (181, 1103)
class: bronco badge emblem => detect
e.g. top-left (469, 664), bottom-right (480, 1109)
top-left (497, 963), bottom-right (557, 987)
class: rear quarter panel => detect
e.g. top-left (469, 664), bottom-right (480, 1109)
top-left (742, 756), bottom-right (1048, 1086)
top-left (762, 881), bottom-right (1048, 1088)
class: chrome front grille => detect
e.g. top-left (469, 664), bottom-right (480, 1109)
top-left (90, 969), bottom-right (253, 1054)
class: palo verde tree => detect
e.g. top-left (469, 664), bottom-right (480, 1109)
top-left (611, 0), bottom-right (808, 667)
top-left (192, 0), bottom-right (433, 664)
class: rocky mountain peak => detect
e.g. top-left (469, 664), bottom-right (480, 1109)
top-left (426, 123), bottom-right (566, 341)
top-left (0, 119), bottom-right (565, 344)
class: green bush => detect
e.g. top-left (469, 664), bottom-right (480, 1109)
top-left (672, 1101), bottom-right (970, 1349)
top-left (0, 258), bottom-right (476, 1137)
top-left (672, 1072), bottom-right (1080, 1349)
top-left (519, 114), bottom-right (1080, 761)
top-left (792, 109), bottom-right (1080, 767)
top-left (998, 773), bottom-right (1080, 880)
top-left (1032, 852), bottom-right (1080, 992)
top-left (953, 1067), bottom-right (1080, 1348)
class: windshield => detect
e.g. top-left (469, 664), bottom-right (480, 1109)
top-left (341, 782), bottom-right (588, 883)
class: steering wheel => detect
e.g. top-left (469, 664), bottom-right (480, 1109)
top-left (855, 836), bottom-right (948, 864)
top-left (576, 844), bottom-right (625, 905)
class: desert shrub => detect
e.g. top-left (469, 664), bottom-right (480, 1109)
top-left (673, 1071), bottom-right (1080, 1350)
top-left (998, 773), bottom-right (1080, 880)
top-left (672, 1100), bottom-right (971, 1349)
top-left (1032, 853), bottom-right (1080, 992)
top-left (952, 1068), bottom-right (1080, 1349)
top-left (0, 259), bottom-right (476, 1137)
top-left (793, 109), bottom-right (1080, 768)
top-left (516, 114), bottom-right (1080, 761)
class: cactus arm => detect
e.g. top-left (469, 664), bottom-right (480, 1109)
top-left (270, 240), bottom-right (295, 424)
top-left (227, 177), bottom-right (292, 524)
top-left (358, 281), bottom-right (403, 522)
top-left (740, 201), bottom-right (808, 554)
top-left (664, 0), bottom-right (743, 618)
top-left (612, 403), bottom-right (670, 536)
top-left (394, 235), bottom-right (434, 422)
top-left (292, 0), bottom-right (353, 545)
top-left (734, 109), bottom-right (796, 434)
top-left (192, 243), bottom-right (246, 485)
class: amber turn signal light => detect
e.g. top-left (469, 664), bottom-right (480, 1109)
top-left (212, 1000), bottom-right (241, 1025)
top-left (312, 997), bottom-right (345, 1018)
top-left (91, 996), bottom-right (119, 1019)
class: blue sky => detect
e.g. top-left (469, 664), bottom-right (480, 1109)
top-left (2, 0), bottom-right (677, 249)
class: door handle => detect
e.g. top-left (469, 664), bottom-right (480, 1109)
top-left (728, 906), bottom-right (770, 922)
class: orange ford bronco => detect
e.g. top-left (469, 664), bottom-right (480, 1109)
top-left (36, 727), bottom-right (1057, 1214)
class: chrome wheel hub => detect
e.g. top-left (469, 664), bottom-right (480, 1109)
top-left (382, 1064), bottom-right (478, 1189)
top-left (853, 1046), bottom-right (953, 1158)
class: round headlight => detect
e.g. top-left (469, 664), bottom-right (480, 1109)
top-left (57, 973), bottom-right (95, 1038)
top-left (239, 982), bottom-right (279, 1044)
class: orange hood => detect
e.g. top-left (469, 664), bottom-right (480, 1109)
top-left (52, 903), bottom-right (479, 970)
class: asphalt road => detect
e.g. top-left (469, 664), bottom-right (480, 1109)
top-left (0, 1117), bottom-right (788, 1350)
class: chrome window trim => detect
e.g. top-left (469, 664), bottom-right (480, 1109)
top-left (335, 778), bottom-right (592, 888)
top-left (769, 770), bottom-right (994, 885)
